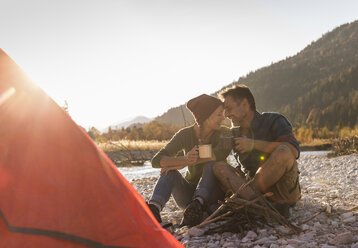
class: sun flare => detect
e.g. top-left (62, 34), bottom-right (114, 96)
top-left (0, 87), bottom-right (16, 106)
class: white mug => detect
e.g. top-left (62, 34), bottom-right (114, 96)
top-left (198, 144), bottom-right (212, 158)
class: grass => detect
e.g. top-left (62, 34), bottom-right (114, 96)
top-left (299, 138), bottom-right (334, 147)
top-left (97, 127), bottom-right (358, 153)
top-left (98, 138), bottom-right (339, 152)
top-left (98, 139), bottom-right (167, 152)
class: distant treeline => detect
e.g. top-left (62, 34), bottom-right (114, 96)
top-left (87, 120), bottom-right (358, 144)
top-left (87, 120), bottom-right (181, 142)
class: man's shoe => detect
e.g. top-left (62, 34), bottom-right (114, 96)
top-left (147, 203), bottom-right (162, 223)
top-left (180, 199), bottom-right (204, 227)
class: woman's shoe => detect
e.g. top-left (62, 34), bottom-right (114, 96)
top-left (180, 199), bottom-right (204, 227)
top-left (147, 203), bottom-right (162, 223)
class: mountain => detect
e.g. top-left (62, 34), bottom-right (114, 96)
top-left (155, 105), bottom-right (194, 126)
top-left (155, 20), bottom-right (358, 129)
top-left (103, 116), bottom-right (153, 132)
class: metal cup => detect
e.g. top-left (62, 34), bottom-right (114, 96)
top-left (219, 136), bottom-right (234, 150)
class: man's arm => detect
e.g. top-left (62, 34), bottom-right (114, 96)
top-left (234, 115), bottom-right (300, 158)
top-left (234, 137), bottom-right (299, 158)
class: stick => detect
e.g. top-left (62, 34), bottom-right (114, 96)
top-left (298, 209), bottom-right (324, 225)
top-left (202, 178), bottom-right (255, 224)
top-left (195, 192), bottom-right (273, 229)
top-left (229, 198), bottom-right (301, 234)
top-left (193, 211), bottom-right (232, 229)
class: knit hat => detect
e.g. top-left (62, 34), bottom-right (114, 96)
top-left (186, 94), bottom-right (223, 125)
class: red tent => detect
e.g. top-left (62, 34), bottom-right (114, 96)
top-left (0, 49), bottom-right (183, 248)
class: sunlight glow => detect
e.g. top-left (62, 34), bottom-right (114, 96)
top-left (0, 87), bottom-right (16, 106)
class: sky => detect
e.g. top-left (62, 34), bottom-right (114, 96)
top-left (1, 0), bottom-right (358, 130)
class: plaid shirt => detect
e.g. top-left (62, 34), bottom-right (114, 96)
top-left (234, 111), bottom-right (300, 177)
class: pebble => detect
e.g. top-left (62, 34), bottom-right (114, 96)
top-left (222, 242), bottom-right (235, 247)
top-left (301, 224), bottom-right (310, 231)
top-left (301, 231), bottom-right (315, 241)
top-left (351, 242), bottom-right (358, 248)
top-left (131, 152), bottom-right (358, 247)
top-left (331, 232), bottom-right (355, 245)
top-left (188, 228), bottom-right (205, 237)
top-left (341, 212), bottom-right (354, 218)
top-left (343, 216), bottom-right (356, 223)
top-left (254, 237), bottom-right (271, 245)
top-left (321, 245), bottom-right (337, 248)
top-left (284, 245), bottom-right (295, 248)
top-left (244, 230), bottom-right (258, 240)
top-left (269, 245), bottom-right (280, 248)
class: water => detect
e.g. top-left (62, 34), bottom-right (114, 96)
top-left (117, 161), bottom-right (161, 181)
top-left (117, 151), bottom-right (331, 182)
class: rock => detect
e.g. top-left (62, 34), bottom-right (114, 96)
top-left (330, 231), bottom-right (355, 245)
top-left (222, 242), bottom-right (236, 247)
top-left (188, 228), bottom-right (205, 237)
top-left (258, 229), bottom-right (268, 237)
top-left (269, 244), bottom-right (280, 248)
top-left (330, 220), bottom-right (339, 227)
top-left (268, 235), bottom-right (278, 240)
top-left (222, 232), bottom-right (232, 238)
top-left (215, 233), bottom-right (222, 240)
top-left (313, 221), bottom-right (321, 229)
top-left (246, 230), bottom-right (258, 239)
top-left (277, 225), bottom-right (291, 234)
top-left (182, 233), bottom-right (190, 240)
top-left (287, 238), bottom-right (306, 245)
top-left (242, 230), bottom-right (258, 242)
top-left (351, 242), bottom-right (358, 248)
top-left (321, 245), bottom-right (337, 248)
top-left (301, 224), bottom-right (310, 231)
top-left (254, 237), bottom-right (271, 245)
top-left (305, 242), bottom-right (318, 248)
top-left (343, 216), bottom-right (356, 223)
top-left (277, 239), bottom-right (288, 245)
top-left (301, 231), bottom-right (315, 241)
top-left (341, 212), bottom-right (354, 219)
top-left (285, 245), bottom-right (295, 248)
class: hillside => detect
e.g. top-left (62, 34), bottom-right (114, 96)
top-left (155, 105), bottom-right (194, 126)
top-left (156, 20), bottom-right (358, 129)
top-left (103, 116), bottom-right (153, 132)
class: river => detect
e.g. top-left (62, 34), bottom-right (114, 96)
top-left (117, 151), bottom-right (331, 182)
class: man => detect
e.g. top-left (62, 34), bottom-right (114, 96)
top-left (213, 84), bottom-right (301, 217)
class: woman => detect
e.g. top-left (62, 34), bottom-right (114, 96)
top-left (147, 94), bottom-right (231, 226)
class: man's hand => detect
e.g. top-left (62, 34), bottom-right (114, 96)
top-left (234, 137), bottom-right (254, 153)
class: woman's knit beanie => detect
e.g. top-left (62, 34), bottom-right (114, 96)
top-left (186, 94), bottom-right (222, 125)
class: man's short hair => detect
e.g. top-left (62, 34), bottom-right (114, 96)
top-left (219, 84), bottom-right (256, 111)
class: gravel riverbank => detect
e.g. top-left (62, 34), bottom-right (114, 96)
top-left (131, 152), bottom-right (358, 248)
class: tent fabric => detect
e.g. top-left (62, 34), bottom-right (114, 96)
top-left (0, 49), bottom-right (183, 248)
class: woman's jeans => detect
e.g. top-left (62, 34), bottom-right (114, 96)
top-left (150, 162), bottom-right (225, 211)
